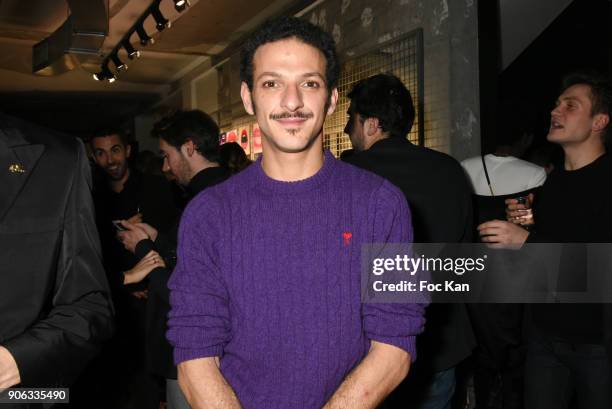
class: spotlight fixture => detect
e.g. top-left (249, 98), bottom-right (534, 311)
top-left (122, 41), bottom-right (140, 59)
top-left (93, 0), bottom-right (192, 83)
top-left (111, 53), bottom-right (128, 71)
top-left (173, 0), bottom-right (190, 12)
top-left (93, 62), bottom-right (116, 83)
top-left (136, 24), bottom-right (155, 45)
top-left (151, 5), bottom-right (171, 31)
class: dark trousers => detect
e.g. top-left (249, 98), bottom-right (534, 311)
top-left (525, 330), bottom-right (612, 409)
top-left (467, 303), bottom-right (524, 409)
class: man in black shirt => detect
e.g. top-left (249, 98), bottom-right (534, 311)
top-left (90, 129), bottom-right (178, 289)
top-left (343, 74), bottom-right (475, 409)
top-left (118, 110), bottom-right (229, 266)
top-left (479, 72), bottom-right (612, 408)
top-left (117, 110), bottom-right (229, 409)
top-left (89, 129), bottom-right (179, 409)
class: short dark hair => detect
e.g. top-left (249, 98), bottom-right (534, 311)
top-left (347, 73), bottom-right (415, 139)
top-left (90, 128), bottom-right (129, 146)
top-left (561, 71), bottom-right (612, 134)
top-left (152, 110), bottom-right (221, 163)
top-left (239, 16), bottom-right (339, 93)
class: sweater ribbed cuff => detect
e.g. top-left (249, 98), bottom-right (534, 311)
top-left (369, 335), bottom-right (418, 363)
top-left (173, 345), bottom-right (224, 365)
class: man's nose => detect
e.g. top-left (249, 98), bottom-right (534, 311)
top-left (281, 83), bottom-right (304, 112)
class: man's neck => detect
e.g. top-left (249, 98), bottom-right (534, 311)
top-left (364, 133), bottom-right (388, 151)
top-left (109, 167), bottom-right (130, 193)
top-left (261, 140), bottom-right (324, 182)
top-left (190, 160), bottom-right (220, 180)
top-left (562, 137), bottom-right (605, 171)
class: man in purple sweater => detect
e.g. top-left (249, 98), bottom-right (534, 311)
top-left (167, 16), bottom-right (427, 409)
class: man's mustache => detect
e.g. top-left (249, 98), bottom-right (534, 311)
top-left (269, 111), bottom-right (314, 120)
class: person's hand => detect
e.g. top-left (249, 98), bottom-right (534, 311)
top-left (477, 220), bottom-right (529, 249)
top-left (0, 346), bottom-right (20, 389)
top-left (505, 193), bottom-right (534, 225)
top-left (123, 251), bottom-right (165, 285)
top-left (117, 220), bottom-right (150, 253)
top-left (126, 212), bottom-right (143, 224)
top-left (134, 222), bottom-right (158, 242)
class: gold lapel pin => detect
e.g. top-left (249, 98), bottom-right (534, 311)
top-left (8, 163), bottom-right (26, 174)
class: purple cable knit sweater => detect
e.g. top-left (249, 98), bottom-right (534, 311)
top-left (167, 150), bottom-right (426, 408)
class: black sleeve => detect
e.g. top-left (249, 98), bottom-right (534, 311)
top-left (135, 238), bottom-right (156, 260)
top-left (459, 172), bottom-right (474, 243)
top-left (4, 140), bottom-right (114, 387)
top-left (148, 267), bottom-right (172, 301)
top-left (153, 231), bottom-right (177, 260)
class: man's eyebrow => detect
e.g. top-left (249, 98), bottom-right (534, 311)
top-left (561, 96), bottom-right (582, 103)
top-left (254, 72), bottom-right (326, 81)
top-left (111, 144), bottom-right (123, 149)
top-left (301, 72), bottom-right (325, 79)
top-left (255, 72), bottom-right (281, 81)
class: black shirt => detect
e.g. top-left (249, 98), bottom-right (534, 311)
top-left (187, 166), bottom-right (230, 198)
top-left (529, 153), bottom-right (612, 343)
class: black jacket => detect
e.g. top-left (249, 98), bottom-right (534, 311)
top-left (0, 113), bottom-right (114, 389)
top-left (345, 137), bottom-right (475, 372)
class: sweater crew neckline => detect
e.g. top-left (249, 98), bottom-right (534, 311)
top-left (250, 150), bottom-right (337, 195)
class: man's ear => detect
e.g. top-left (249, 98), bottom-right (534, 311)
top-left (240, 81), bottom-right (255, 115)
top-left (125, 144), bottom-right (131, 158)
top-left (593, 113), bottom-right (610, 132)
top-left (365, 117), bottom-right (380, 136)
top-left (326, 88), bottom-right (339, 116)
top-left (181, 140), bottom-right (195, 157)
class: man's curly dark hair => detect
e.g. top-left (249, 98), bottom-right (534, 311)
top-left (239, 16), bottom-right (339, 94)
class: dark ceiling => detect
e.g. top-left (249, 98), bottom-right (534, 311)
top-left (0, 0), bottom-right (310, 135)
top-left (0, 91), bottom-right (159, 135)
top-left (499, 0), bottom-right (611, 144)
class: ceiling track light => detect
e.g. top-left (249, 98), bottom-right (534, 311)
top-left (93, 0), bottom-right (195, 83)
top-left (173, 0), bottom-right (190, 12)
top-left (111, 53), bottom-right (128, 71)
top-left (93, 62), bottom-right (116, 83)
top-left (151, 5), bottom-right (171, 31)
top-left (122, 40), bottom-right (140, 59)
top-left (136, 24), bottom-right (155, 46)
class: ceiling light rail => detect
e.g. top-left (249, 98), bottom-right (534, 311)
top-left (93, 0), bottom-right (190, 82)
